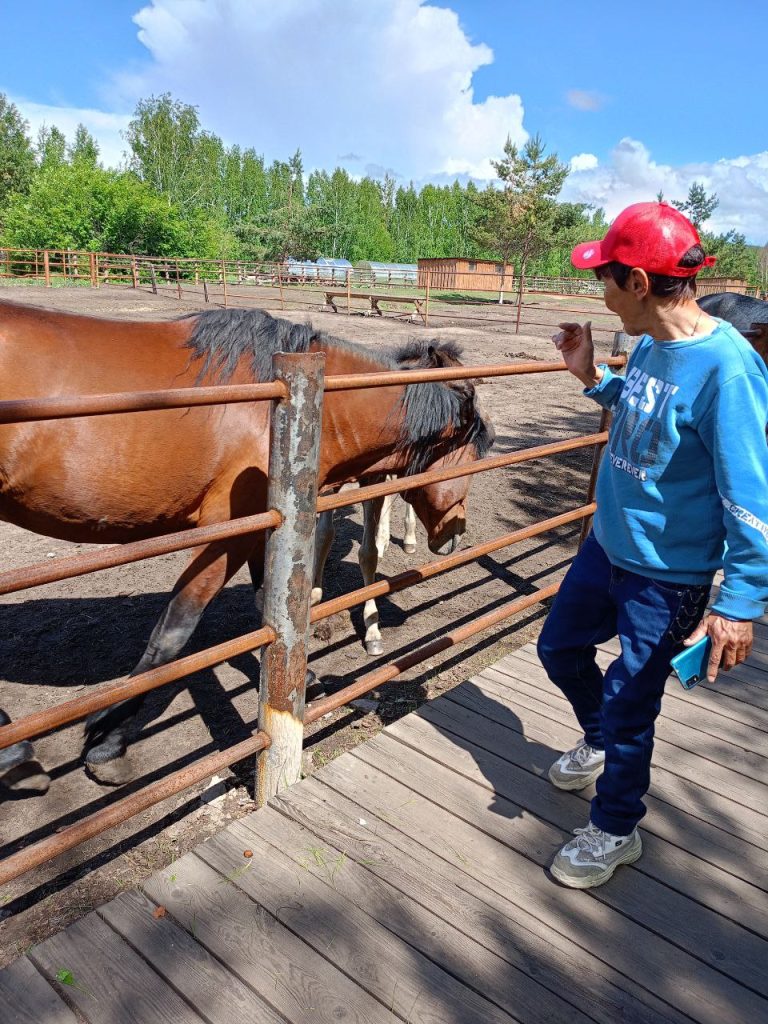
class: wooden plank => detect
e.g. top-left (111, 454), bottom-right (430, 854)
top-left (143, 851), bottom-right (396, 1024)
top-left (413, 692), bottom-right (768, 936)
top-left (0, 956), bottom-right (78, 1024)
top-left (99, 890), bottom-right (284, 1024)
top-left (463, 665), bottom-right (768, 888)
top-left (486, 654), bottom-right (768, 759)
top-left (196, 815), bottom-right (519, 1024)
top-left (354, 729), bottom-right (768, 1001)
top-left (445, 669), bottom-right (768, 849)
top-left (511, 643), bottom-right (768, 732)
top-left (244, 805), bottom-right (595, 1024)
top-left (29, 912), bottom-right (205, 1024)
top-left (274, 777), bottom-right (693, 1024)
top-left (476, 657), bottom-right (768, 784)
top-left (319, 746), bottom-right (767, 1024)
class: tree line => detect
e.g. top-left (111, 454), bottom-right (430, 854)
top-left (0, 92), bottom-right (763, 286)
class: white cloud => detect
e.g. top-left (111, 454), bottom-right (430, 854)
top-left (107, 0), bottom-right (527, 181)
top-left (563, 138), bottom-right (768, 243)
top-left (570, 152), bottom-right (599, 172)
top-left (565, 89), bottom-right (605, 112)
top-left (9, 99), bottom-right (130, 169)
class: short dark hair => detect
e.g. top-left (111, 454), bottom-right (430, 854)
top-left (595, 244), bottom-right (706, 301)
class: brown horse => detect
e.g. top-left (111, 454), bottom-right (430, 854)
top-left (0, 301), bottom-right (493, 785)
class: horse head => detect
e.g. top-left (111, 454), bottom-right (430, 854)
top-left (395, 340), bottom-right (495, 555)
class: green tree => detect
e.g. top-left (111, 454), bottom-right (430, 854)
top-left (126, 94), bottom-right (224, 215)
top-left (37, 125), bottom-right (67, 169)
top-left (0, 93), bottom-right (35, 208)
top-left (0, 159), bottom-right (214, 257)
top-left (474, 134), bottom-right (569, 303)
top-left (672, 181), bottom-right (719, 229)
top-left (68, 124), bottom-right (100, 167)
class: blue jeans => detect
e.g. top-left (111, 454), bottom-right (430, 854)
top-left (537, 532), bottom-right (710, 835)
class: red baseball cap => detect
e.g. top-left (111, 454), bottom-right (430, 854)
top-left (571, 202), bottom-right (716, 277)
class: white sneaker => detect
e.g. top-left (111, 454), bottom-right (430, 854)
top-left (548, 741), bottom-right (605, 790)
top-left (551, 821), bottom-right (642, 889)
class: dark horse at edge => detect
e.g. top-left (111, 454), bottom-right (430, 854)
top-left (0, 302), bottom-right (494, 790)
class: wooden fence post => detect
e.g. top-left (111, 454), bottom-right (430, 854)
top-left (257, 351), bottom-right (325, 805)
top-left (346, 266), bottom-right (351, 315)
top-left (175, 260), bottom-right (182, 301)
top-left (425, 269), bottom-right (431, 328)
top-left (89, 252), bottom-right (98, 289)
top-left (579, 330), bottom-right (632, 547)
top-left (43, 251), bottom-right (51, 287)
top-left (131, 257), bottom-right (139, 289)
top-left (221, 260), bottom-right (228, 307)
top-left (149, 265), bottom-right (158, 295)
top-left (203, 279), bottom-right (209, 303)
top-left (277, 262), bottom-right (285, 310)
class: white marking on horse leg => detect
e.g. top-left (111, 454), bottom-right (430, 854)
top-left (403, 500), bottom-right (417, 554)
top-left (361, 497), bottom-right (384, 655)
top-left (312, 509), bottom-right (335, 605)
top-left (376, 491), bottom-right (394, 558)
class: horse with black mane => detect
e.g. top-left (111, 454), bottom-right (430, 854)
top-left (697, 291), bottom-right (768, 363)
top-left (0, 302), bottom-right (494, 789)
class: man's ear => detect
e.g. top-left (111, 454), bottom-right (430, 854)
top-left (629, 267), bottom-right (650, 300)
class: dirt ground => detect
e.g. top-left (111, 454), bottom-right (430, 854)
top-left (0, 282), bottom-right (621, 964)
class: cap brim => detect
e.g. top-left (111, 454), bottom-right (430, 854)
top-left (571, 240), bottom-right (606, 270)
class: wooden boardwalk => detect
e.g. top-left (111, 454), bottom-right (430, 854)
top-left (4, 626), bottom-right (767, 1023)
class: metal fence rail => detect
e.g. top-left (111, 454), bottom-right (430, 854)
top-left (0, 339), bottom-right (629, 889)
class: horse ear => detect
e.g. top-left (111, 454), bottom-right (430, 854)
top-left (426, 345), bottom-right (439, 366)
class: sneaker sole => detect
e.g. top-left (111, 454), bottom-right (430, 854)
top-left (551, 836), bottom-right (643, 889)
top-left (548, 762), bottom-right (605, 791)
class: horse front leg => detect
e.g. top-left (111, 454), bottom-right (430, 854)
top-left (311, 510), bottom-right (335, 606)
top-left (83, 536), bottom-right (256, 785)
top-left (375, 490), bottom-right (394, 559)
top-left (0, 708), bottom-right (51, 795)
top-left (403, 499), bottom-right (417, 554)
top-left (361, 497), bottom-right (385, 656)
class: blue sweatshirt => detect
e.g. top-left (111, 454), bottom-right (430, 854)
top-left (585, 319), bottom-right (768, 620)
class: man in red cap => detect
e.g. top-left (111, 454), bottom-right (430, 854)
top-left (540, 201), bottom-right (768, 888)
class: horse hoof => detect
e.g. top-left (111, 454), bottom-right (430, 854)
top-left (366, 640), bottom-right (384, 657)
top-left (403, 543), bottom-right (417, 554)
top-left (85, 755), bottom-right (136, 786)
top-left (1, 760), bottom-right (51, 795)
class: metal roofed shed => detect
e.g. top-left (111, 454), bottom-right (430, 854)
top-left (356, 261), bottom-right (418, 285)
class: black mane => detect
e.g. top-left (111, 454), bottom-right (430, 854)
top-left (182, 307), bottom-right (493, 472)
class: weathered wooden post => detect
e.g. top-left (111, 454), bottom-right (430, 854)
top-left (424, 268), bottom-right (431, 328)
top-left (43, 250), bottom-right (51, 287)
top-left (149, 265), bottom-right (158, 295)
top-left (89, 252), bottom-right (98, 289)
top-left (131, 257), bottom-right (139, 289)
top-left (579, 330), bottom-right (632, 547)
top-left (221, 259), bottom-right (228, 307)
top-left (256, 351), bottom-right (325, 805)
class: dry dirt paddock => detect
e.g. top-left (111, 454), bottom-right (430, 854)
top-left (0, 283), bottom-right (621, 962)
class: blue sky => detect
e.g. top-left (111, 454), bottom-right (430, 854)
top-left (2, 1), bottom-right (766, 241)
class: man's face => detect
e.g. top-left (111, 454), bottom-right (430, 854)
top-left (598, 268), bottom-right (647, 334)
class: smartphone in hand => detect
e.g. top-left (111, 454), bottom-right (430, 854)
top-left (670, 636), bottom-right (712, 690)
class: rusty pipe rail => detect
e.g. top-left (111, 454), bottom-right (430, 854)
top-left (309, 503), bottom-right (594, 624)
top-left (0, 511), bottom-right (281, 597)
top-left (0, 731), bottom-right (270, 888)
top-left (0, 625), bottom-right (275, 751)
top-left (323, 356), bottom-right (627, 391)
top-left (306, 581), bottom-right (561, 723)
top-left (0, 357), bottom-right (627, 425)
top-left (0, 381), bottom-right (287, 424)
top-left (317, 433), bottom-right (608, 513)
